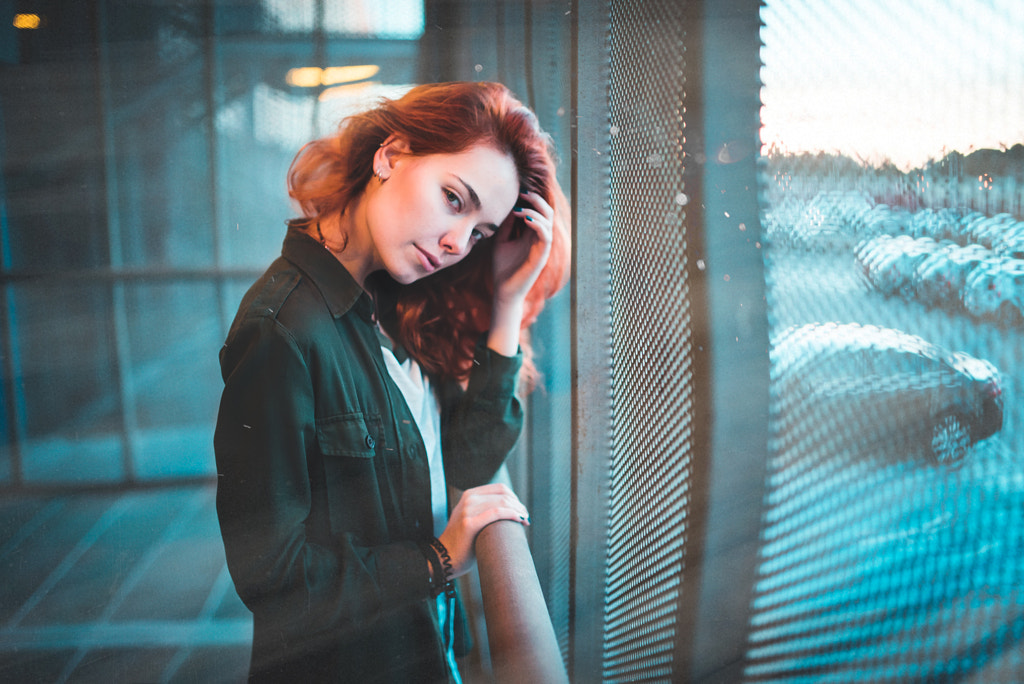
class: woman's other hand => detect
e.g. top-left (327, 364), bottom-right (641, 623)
top-left (438, 483), bottom-right (530, 579)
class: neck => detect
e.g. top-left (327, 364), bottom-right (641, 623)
top-left (318, 194), bottom-right (378, 289)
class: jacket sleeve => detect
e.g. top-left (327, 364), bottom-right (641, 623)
top-left (213, 315), bottom-right (431, 632)
top-left (441, 339), bottom-right (525, 490)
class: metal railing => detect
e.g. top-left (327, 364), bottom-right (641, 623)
top-left (475, 520), bottom-right (569, 684)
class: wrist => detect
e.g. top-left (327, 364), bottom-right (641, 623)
top-left (488, 297), bottom-right (525, 357)
top-left (491, 294), bottom-right (525, 320)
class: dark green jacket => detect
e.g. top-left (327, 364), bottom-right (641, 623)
top-left (214, 228), bottom-right (523, 683)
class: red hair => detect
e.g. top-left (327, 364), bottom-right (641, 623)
top-left (287, 82), bottom-right (570, 386)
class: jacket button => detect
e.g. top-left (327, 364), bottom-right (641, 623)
top-left (365, 434), bottom-right (375, 449)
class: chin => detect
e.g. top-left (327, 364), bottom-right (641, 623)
top-left (389, 269), bottom-right (422, 286)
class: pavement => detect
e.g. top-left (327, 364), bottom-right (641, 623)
top-left (0, 484), bottom-right (251, 683)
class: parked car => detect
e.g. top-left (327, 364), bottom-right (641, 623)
top-left (789, 191), bottom-right (874, 251)
top-left (849, 203), bottom-right (912, 243)
top-left (762, 194), bottom-right (806, 248)
top-left (964, 212), bottom-right (1016, 249)
top-left (853, 234), bottom-right (894, 279)
top-left (991, 220), bottom-right (1024, 259)
top-left (856, 235), bottom-right (942, 299)
top-left (962, 255), bottom-right (1024, 326)
top-left (914, 243), bottom-right (992, 309)
top-left (772, 322), bottom-right (1003, 467)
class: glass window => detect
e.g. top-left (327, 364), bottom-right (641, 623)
top-left (0, 0), bottom-right (426, 485)
top-left (125, 282), bottom-right (223, 480)
top-left (11, 282), bottom-right (125, 483)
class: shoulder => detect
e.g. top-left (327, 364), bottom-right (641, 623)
top-left (241, 257), bottom-right (304, 319)
top-left (224, 257), bottom-right (339, 353)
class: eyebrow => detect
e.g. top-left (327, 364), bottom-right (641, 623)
top-left (454, 175), bottom-right (481, 211)
top-left (453, 175), bottom-right (499, 233)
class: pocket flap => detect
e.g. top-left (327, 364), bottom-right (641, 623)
top-left (316, 413), bottom-right (380, 458)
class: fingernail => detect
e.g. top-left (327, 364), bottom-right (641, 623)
top-left (513, 206), bottom-right (522, 211)
top-left (525, 216), bottom-right (533, 222)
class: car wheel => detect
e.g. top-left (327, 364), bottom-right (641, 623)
top-left (930, 413), bottom-right (971, 467)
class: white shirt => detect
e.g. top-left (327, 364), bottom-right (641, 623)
top-left (378, 335), bottom-right (461, 683)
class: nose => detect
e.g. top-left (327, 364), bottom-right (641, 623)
top-left (438, 220), bottom-right (476, 256)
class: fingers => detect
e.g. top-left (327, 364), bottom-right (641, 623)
top-left (492, 190), bottom-right (556, 308)
top-left (440, 484), bottom-right (530, 578)
top-left (453, 483), bottom-right (530, 526)
top-left (510, 191), bottom-right (554, 243)
top-left (517, 190), bottom-right (554, 221)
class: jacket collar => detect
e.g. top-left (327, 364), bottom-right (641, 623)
top-left (281, 227), bottom-right (375, 322)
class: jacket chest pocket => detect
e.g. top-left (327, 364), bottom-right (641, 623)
top-left (316, 412), bottom-right (383, 458)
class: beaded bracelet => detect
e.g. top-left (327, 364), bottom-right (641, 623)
top-left (421, 544), bottom-right (442, 593)
top-left (421, 538), bottom-right (456, 599)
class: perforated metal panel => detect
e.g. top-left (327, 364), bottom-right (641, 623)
top-left (604, 1), bottom-right (694, 680)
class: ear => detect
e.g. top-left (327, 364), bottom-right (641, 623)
top-left (374, 136), bottom-right (411, 180)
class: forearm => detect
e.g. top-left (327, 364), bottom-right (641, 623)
top-left (442, 340), bottom-right (524, 488)
top-left (487, 296), bottom-right (525, 357)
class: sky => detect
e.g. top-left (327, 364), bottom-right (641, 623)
top-left (760, 0), bottom-right (1024, 170)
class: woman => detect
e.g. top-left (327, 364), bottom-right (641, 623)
top-left (214, 81), bottom-right (570, 682)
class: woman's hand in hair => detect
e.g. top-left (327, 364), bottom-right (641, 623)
top-left (487, 190), bottom-right (554, 356)
top-left (438, 483), bottom-right (530, 579)
top-left (493, 190), bottom-right (554, 305)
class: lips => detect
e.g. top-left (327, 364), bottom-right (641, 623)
top-left (415, 245), bottom-right (441, 272)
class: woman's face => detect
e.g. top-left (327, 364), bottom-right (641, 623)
top-left (363, 141), bottom-right (519, 285)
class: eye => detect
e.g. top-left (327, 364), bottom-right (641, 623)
top-left (443, 188), bottom-right (463, 211)
top-left (471, 228), bottom-right (485, 243)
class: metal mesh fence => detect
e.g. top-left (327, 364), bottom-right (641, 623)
top-left (604, 0), bottom-right (694, 680)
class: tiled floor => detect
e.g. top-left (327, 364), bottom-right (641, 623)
top-left (0, 485), bottom-right (252, 683)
